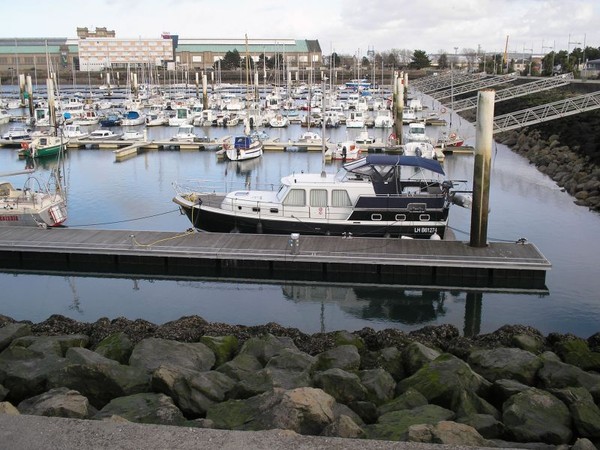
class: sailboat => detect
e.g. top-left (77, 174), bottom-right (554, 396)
top-left (2, 78), bottom-right (68, 228)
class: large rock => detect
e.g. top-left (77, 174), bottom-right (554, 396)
top-left (378, 388), bottom-right (428, 416)
top-left (0, 323), bottom-right (31, 352)
top-left (207, 387), bottom-right (337, 435)
top-left (502, 387), bottom-right (572, 444)
top-left (365, 404), bottom-right (455, 441)
top-left (550, 387), bottom-right (600, 439)
top-left (237, 334), bottom-right (298, 366)
top-left (0, 401), bottom-right (19, 415)
top-left (554, 339), bottom-right (600, 372)
top-left (199, 335), bottom-right (238, 367)
top-left (17, 387), bottom-right (92, 419)
top-left (313, 368), bottom-right (367, 404)
top-left (129, 338), bottom-right (215, 373)
top-left (265, 348), bottom-right (316, 372)
top-left (408, 421), bottom-right (495, 447)
top-left (320, 414), bottom-right (365, 439)
top-left (215, 353), bottom-right (262, 381)
top-left (152, 365), bottom-right (235, 417)
top-left (314, 345), bottom-right (361, 372)
top-left (0, 343), bottom-right (67, 403)
top-left (396, 353), bottom-right (492, 413)
top-left (537, 359), bottom-right (600, 400)
top-left (457, 413), bottom-right (506, 439)
top-left (359, 369), bottom-right (395, 406)
top-left (231, 366), bottom-right (311, 398)
top-left (468, 348), bottom-right (542, 385)
top-left (402, 341), bottom-right (440, 376)
top-left (10, 335), bottom-right (89, 357)
top-left (46, 350), bottom-right (150, 409)
top-left (94, 392), bottom-right (188, 426)
top-left (94, 332), bottom-right (134, 364)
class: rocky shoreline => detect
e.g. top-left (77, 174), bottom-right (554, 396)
top-left (1, 315), bottom-right (599, 449)
top-left (491, 128), bottom-right (599, 213)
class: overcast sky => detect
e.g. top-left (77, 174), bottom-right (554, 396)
top-left (2, 0), bottom-right (597, 56)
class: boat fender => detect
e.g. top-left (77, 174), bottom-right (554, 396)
top-left (20, 142), bottom-right (29, 149)
top-left (441, 107), bottom-right (447, 113)
top-left (449, 132), bottom-right (457, 139)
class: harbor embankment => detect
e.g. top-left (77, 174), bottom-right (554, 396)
top-left (1, 315), bottom-right (599, 448)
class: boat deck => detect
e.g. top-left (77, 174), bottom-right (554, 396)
top-left (0, 227), bottom-right (550, 289)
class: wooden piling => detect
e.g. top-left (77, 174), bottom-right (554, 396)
top-left (470, 89), bottom-right (495, 247)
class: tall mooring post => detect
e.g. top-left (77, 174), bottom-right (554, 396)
top-left (470, 89), bottom-right (495, 247)
top-left (202, 74), bottom-right (208, 111)
top-left (392, 75), bottom-right (404, 144)
top-left (26, 75), bottom-right (34, 119)
top-left (195, 72), bottom-right (200, 99)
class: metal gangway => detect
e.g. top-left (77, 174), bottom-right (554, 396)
top-left (412, 72), bottom-right (485, 94)
top-left (428, 73), bottom-right (518, 101)
top-left (492, 90), bottom-right (600, 133)
top-left (450, 74), bottom-right (574, 112)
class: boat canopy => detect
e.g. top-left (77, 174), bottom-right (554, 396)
top-left (344, 155), bottom-right (445, 176)
top-left (234, 136), bottom-right (252, 149)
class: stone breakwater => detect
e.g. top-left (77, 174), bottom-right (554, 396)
top-left (497, 129), bottom-right (600, 213)
top-left (0, 315), bottom-right (599, 449)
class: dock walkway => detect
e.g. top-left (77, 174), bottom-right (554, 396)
top-left (0, 227), bottom-right (550, 289)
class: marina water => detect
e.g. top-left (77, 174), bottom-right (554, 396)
top-left (1, 106), bottom-right (599, 338)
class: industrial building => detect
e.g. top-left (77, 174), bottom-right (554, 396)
top-left (0, 27), bottom-right (322, 80)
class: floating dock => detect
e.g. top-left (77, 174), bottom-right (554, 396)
top-left (0, 228), bottom-right (550, 289)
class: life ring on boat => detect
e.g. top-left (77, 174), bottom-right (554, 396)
top-left (388, 133), bottom-right (397, 144)
top-left (441, 107), bottom-right (447, 113)
top-left (20, 141), bottom-right (29, 149)
top-left (449, 133), bottom-right (457, 140)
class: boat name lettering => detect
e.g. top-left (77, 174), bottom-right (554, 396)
top-left (414, 227), bottom-right (436, 234)
top-left (0, 215), bottom-right (19, 221)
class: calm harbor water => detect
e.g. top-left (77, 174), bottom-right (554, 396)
top-left (1, 104), bottom-right (599, 338)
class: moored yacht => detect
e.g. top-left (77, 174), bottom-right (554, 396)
top-left (173, 155), bottom-right (471, 239)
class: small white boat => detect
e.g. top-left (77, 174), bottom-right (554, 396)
top-left (298, 131), bottom-right (325, 144)
top-left (0, 177), bottom-right (67, 228)
top-left (88, 129), bottom-right (122, 140)
top-left (331, 141), bottom-right (362, 161)
top-left (346, 110), bottom-right (366, 128)
top-left (354, 130), bottom-right (376, 145)
top-left (62, 124), bottom-right (89, 139)
top-left (225, 135), bottom-right (263, 161)
top-left (269, 114), bottom-right (289, 128)
top-left (0, 109), bottom-right (11, 125)
top-left (404, 122), bottom-right (431, 143)
top-left (121, 109), bottom-right (146, 126)
top-left (145, 111), bottom-right (168, 127)
top-left (2, 126), bottom-right (31, 141)
top-left (168, 106), bottom-right (192, 127)
top-left (170, 124), bottom-right (199, 142)
top-left (373, 110), bottom-right (393, 128)
top-left (121, 129), bottom-right (145, 141)
top-left (403, 141), bottom-right (437, 159)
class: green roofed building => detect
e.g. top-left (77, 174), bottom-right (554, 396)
top-left (0, 28), bottom-right (322, 78)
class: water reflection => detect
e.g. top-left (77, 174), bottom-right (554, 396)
top-left (282, 284), bottom-right (447, 327)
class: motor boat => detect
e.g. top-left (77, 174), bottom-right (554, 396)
top-left (173, 154), bottom-right (471, 239)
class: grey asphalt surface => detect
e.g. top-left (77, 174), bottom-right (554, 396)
top-left (0, 414), bottom-right (510, 450)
